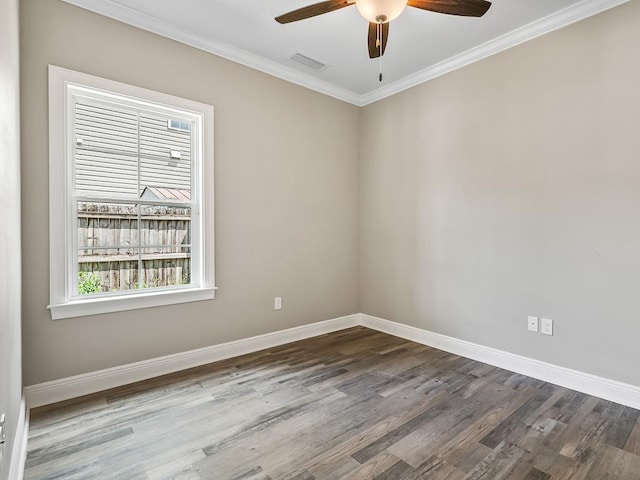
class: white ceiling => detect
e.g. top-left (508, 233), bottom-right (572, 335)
top-left (61, 0), bottom-right (629, 105)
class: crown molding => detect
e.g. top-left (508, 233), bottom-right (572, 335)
top-left (59, 0), bottom-right (363, 105)
top-left (359, 0), bottom-right (632, 105)
top-left (61, 0), bottom-right (630, 107)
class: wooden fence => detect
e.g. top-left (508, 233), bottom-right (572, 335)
top-left (77, 202), bottom-right (191, 293)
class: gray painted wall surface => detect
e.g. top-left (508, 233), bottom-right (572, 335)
top-left (20, 0), bottom-right (640, 392)
top-left (20, 0), bottom-right (360, 385)
top-left (360, 1), bottom-right (640, 386)
top-left (0, 0), bottom-right (22, 476)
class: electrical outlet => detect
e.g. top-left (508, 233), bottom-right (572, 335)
top-left (0, 413), bottom-right (5, 463)
top-left (541, 318), bottom-right (553, 336)
top-left (274, 297), bottom-right (282, 310)
top-left (527, 316), bottom-right (539, 333)
top-left (0, 413), bottom-right (5, 444)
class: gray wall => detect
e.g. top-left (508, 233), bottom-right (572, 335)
top-left (0, 0), bottom-right (22, 476)
top-left (21, 0), bottom-right (640, 391)
top-left (360, 1), bottom-right (640, 386)
top-left (20, 0), bottom-right (360, 385)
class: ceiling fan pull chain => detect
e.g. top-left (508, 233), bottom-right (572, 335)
top-left (378, 22), bottom-right (383, 82)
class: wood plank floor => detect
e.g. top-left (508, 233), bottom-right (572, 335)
top-left (25, 327), bottom-right (640, 480)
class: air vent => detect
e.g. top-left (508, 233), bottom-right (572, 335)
top-left (290, 53), bottom-right (327, 72)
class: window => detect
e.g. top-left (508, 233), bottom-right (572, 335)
top-left (48, 66), bottom-right (215, 320)
top-left (168, 119), bottom-right (192, 133)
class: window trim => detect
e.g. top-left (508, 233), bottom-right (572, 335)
top-left (48, 65), bottom-right (216, 320)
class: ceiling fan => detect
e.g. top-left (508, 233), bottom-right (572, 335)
top-left (276, 0), bottom-right (492, 60)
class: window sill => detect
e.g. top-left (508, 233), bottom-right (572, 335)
top-left (48, 287), bottom-right (217, 320)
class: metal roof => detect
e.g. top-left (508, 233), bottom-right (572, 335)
top-left (141, 186), bottom-right (191, 202)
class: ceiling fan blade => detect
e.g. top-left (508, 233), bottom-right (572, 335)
top-left (276, 0), bottom-right (353, 24)
top-left (407, 0), bottom-right (491, 17)
top-left (368, 22), bottom-right (389, 58)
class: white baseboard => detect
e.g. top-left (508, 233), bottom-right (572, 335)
top-left (360, 313), bottom-right (640, 410)
top-left (24, 312), bottom-right (640, 411)
top-left (25, 314), bottom-right (360, 408)
top-left (8, 396), bottom-right (28, 480)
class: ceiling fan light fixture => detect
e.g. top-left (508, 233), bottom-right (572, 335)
top-left (355, 0), bottom-right (407, 23)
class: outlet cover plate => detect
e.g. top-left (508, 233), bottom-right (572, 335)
top-left (527, 316), bottom-right (539, 333)
top-left (541, 318), bottom-right (553, 336)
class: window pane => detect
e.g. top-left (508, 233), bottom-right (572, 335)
top-left (139, 112), bottom-right (191, 195)
top-left (139, 204), bottom-right (191, 288)
top-left (139, 246), bottom-right (191, 289)
top-left (140, 204), bottom-right (191, 249)
top-left (77, 202), bottom-right (139, 253)
top-left (78, 257), bottom-right (139, 295)
top-left (74, 100), bottom-right (139, 197)
top-left (77, 201), bottom-right (140, 295)
top-left (76, 202), bottom-right (192, 294)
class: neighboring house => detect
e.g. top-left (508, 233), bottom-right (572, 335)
top-left (74, 99), bottom-right (192, 197)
